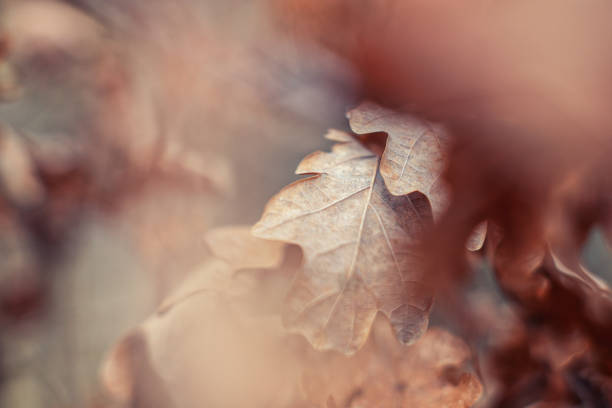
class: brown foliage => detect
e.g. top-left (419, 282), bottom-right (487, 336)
top-left (302, 322), bottom-right (482, 408)
top-left (347, 101), bottom-right (486, 251)
top-left (253, 130), bottom-right (433, 354)
top-left (102, 226), bottom-right (482, 408)
top-left (2, 2), bottom-right (612, 407)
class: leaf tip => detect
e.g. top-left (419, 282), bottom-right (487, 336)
top-left (390, 305), bottom-right (430, 346)
top-left (324, 128), bottom-right (353, 142)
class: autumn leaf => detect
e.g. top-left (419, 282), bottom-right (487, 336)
top-left (492, 232), bottom-right (612, 310)
top-left (253, 130), bottom-right (433, 354)
top-left (102, 226), bottom-right (302, 408)
top-left (158, 225), bottom-right (287, 315)
top-left (348, 101), bottom-right (486, 251)
top-left (347, 102), bottom-right (450, 211)
top-left (103, 294), bottom-right (303, 408)
top-left (302, 320), bottom-right (482, 408)
top-left (204, 225), bottom-right (286, 270)
top-left (102, 226), bottom-right (481, 408)
top-left (485, 237), bottom-right (612, 406)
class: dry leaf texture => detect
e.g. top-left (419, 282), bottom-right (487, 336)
top-left (348, 101), bottom-right (486, 251)
top-left (102, 226), bottom-right (481, 408)
top-left (253, 130), bottom-right (433, 354)
top-left (348, 102), bottom-right (450, 213)
top-left (303, 323), bottom-right (482, 408)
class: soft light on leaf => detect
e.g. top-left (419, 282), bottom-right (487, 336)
top-left (204, 225), bottom-right (285, 270)
top-left (253, 130), bottom-right (433, 354)
top-left (103, 226), bottom-right (301, 408)
top-left (348, 102), bottom-right (486, 251)
top-left (302, 320), bottom-right (482, 408)
top-left (348, 102), bottom-right (450, 211)
top-left (102, 227), bottom-right (482, 408)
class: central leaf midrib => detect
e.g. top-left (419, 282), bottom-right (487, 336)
top-left (319, 157), bottom-right (380, 333)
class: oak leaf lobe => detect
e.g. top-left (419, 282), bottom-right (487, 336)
top-left (253, 130), bottom-right (433, 354)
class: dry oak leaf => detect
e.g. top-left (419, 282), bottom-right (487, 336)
top-left (253, 129), bottom-right (434, 354)
top-left (302, 321), bottom-right (483, 408)
top-left (159, 225), bottom-right (286, 314)
top-left (102, 226), bottom-right (301, 408)
top-left (204, 225), bottom-right (286, 270)
top-left (347, 101), bottom-right (486, 251)
top-left (103, 291), bottom-right (303, 408)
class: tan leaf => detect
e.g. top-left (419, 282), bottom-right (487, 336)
top-left (493, 234), bottom-right (612, 308)
top-left (348, 102), bottom-right (486, 251)
top-left (103, 227), bottom-right (301, 408)
top-left (204, 225), bottom-right (285, 270)
top-left (102, 226), bottom-right (481, 408)
top-left (159, 225), bottom-right (287, 315)
top-left (253, 130), bottom-right (433, 354)
top-left (103, 293), bottom-right (303, 408)
top-left (302, 320), bottom-right (482, 408)
top-left (348, 102), bottom-right (450, 210)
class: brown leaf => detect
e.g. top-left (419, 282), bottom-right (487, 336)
top-left (102, 226), bottom-right (301, 408)
top-left (103, 294), bottom-right (302, 408)
top-left (302, 320), bottom-right (482, 408)
top-left (158, 225), bottom-right (287, 315)
top-left (487, 234), bottom-right (612, 406)
top-left (347, 101), bottom-right (486, 251)
top-left (348, 102), bottom-right (450, 211)
top-left (204, 225), bottom-right (285, 270)
top-left (102, 225), bottom-right (482, 408)
top-left (253, 130), bottom-right (433, 354)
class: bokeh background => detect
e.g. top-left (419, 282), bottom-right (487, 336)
top-left (1, 1), bottom-right (611, 407)
top-left (0, 1), bottom-right (355, 406)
